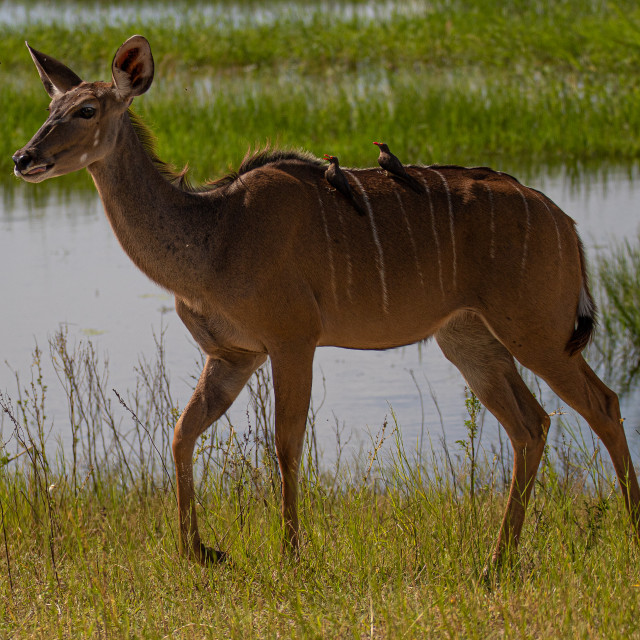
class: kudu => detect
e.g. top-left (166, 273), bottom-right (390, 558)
top-left (13, 36), bottom-right (640, 567)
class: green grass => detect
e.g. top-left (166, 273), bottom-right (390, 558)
top-left (4, 0), bottom-right (640, 186)
top-left (4, 462), bottom-right (639, 638)
top-left (1, 330), bottom-right (639, 638)
top-left (4, 0), bottom-right (640, 76)
top-left (595, 232), bottom-right (640, 393)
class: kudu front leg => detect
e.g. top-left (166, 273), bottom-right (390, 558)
top-left (270, 345), bottom-right (315, 554)
top-left (173, 352), bottom-right (265, 564)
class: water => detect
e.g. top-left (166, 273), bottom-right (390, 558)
top-left (2, 167), bottom-right (640, 463)
top-left (0, 0), bottom-right (430, 29)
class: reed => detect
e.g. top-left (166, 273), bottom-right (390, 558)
top-left (3, 0), bottom-right (640, 76)
top-left (4, 0), bottom-right (640, 184)
top-left (5, 66), bottom-right (640, 189)
top-left (594, 233), bottom-right (640, 393)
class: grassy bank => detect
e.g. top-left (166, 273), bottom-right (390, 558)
top-left (4, 0), bottom-right (640, 185)
top-left (0, 332), bottom-right (639, 638)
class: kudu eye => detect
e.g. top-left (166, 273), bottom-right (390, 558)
top-left (76, 106), bottom-right (96, 119)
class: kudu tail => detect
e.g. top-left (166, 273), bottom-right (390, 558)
top-left (566, 236), bottom-right (596, 356)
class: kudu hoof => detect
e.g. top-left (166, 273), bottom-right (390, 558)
top-left (480, 554), bottom-right (504, 590)
top-left (480, 564), bottom-right (496, 590)
top-left (193, 543), bottom-right (227, 566)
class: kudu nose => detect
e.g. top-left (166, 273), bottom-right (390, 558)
top-left (12, 151), bottom-right (32, 172)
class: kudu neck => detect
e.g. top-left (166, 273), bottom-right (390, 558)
top-left (88, 111), bottom-right (186, 207)
top-left (87, 112), bottom-right (213, 297)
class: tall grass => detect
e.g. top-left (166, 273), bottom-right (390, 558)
top-left (4, 0), bottom-right (640, 184)
top-left (6, 66), bottom-right (640, 189)
top-left (596, 232), bottom-right (640, 393)
top-left (0, 331), bottom-right (638, 638)
top-left (4, 0), bottom-right (640, 76)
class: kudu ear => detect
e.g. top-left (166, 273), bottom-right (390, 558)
top-left (111, 35), bottom-right (154, 101)
top-left (26, 43), bottom-right (84, 98)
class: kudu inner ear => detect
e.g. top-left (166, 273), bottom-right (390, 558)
top-left (111, 35), bottom-right (154, 100)
top-left (27, 43), bottom-right (83, 98)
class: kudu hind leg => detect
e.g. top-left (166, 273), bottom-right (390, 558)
top-left (173, 353), bottom-right (266, 564)
top-left (436, 314), bottom-right (550, 563)
top-left (536, 356), bottom-right (640, 541)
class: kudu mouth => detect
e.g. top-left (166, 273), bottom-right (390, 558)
top-left (12, 149), bottom-right (55, 182)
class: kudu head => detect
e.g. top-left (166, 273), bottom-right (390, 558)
top-left (13, 35), bottom-right (154, 182)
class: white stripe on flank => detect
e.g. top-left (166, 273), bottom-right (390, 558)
top-left (429, 169), bottom-right (457, 289)
top-left (395, 191), bottom-right (424, 289)
top-left (333, 196), bottom-right (354, 303)
top-left (510, 181), bottom-right (531, 273)
top-left (348, 171), bottom-right (389, 314)
top-left (419, 175), bottom-right (444, 295)
top-left (530, 189), bottom-right (562, 258)
top-left (315, 186), bottom-right (338, 307)
top-left (483, 183), bottom-right (496, 260)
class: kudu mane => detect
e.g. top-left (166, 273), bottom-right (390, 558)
top-left (128, 109), bottom-right (324, 194)
top-left (130, 108), bottom-right (523, 195)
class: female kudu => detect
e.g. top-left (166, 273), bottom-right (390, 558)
top-left (13, 36), bottom-right (640, 566)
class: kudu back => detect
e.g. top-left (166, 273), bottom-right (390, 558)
top-left (13, 36), bottom-right (640, 567)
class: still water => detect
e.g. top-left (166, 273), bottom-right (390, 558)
top-left (2, 168), bottom-right (640, 463)
top-left (0, 0), bottom-right (431, 29)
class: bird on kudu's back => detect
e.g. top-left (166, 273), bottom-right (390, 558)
top-left (373, 141), bottom-right (423, 194)
top-left (323, 154), bottom-right (365, 216)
